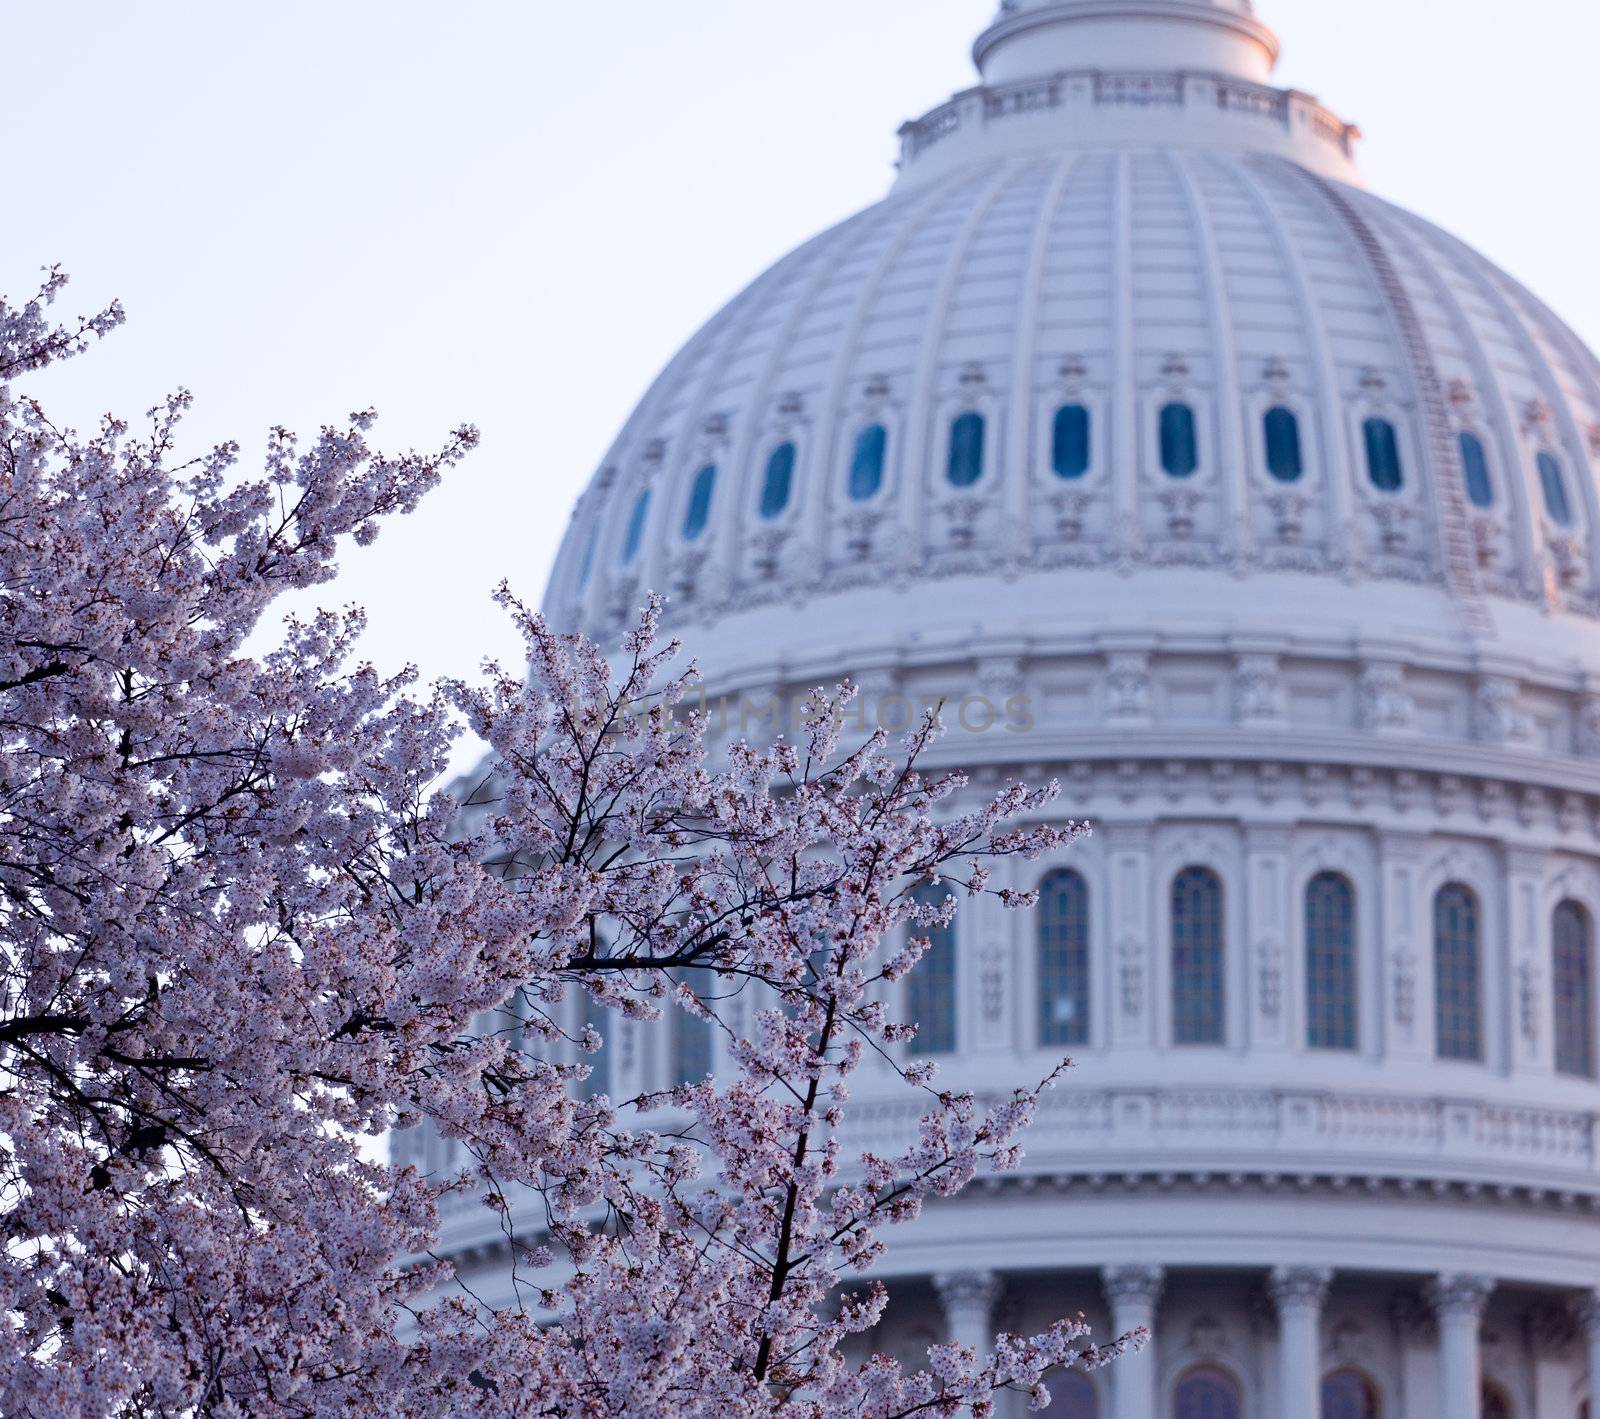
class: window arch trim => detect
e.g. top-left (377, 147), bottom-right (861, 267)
top-left (1263, 404), bottom-right (1305, 483)
top-left (682, 463), bottom-right (718, 541)
top-left (1172, 1363), bottom-right (1243, 1419)
top-left (1051, 402), bottom-right (1093, 480)
top-left (1537, 449), bottom-right (1575, 527)
top-left (760, 440), bottom-right (797, 520)
top-left (1038, 868), bottom-right (1091, 1048)
top-left (1363, 416), bottom-right (1404, 492)
top-left (1171, 866), bottom-right (1226, 1047)
top-left (1305, 871), bottom-right (1359, 1052)
top-left (1320, 1367), bottom-right (1381, 1419)
top-left (907, 881), bottom-right (958, 1057)
top-left (1434, 882), bottom-right (1483, 1063)
top-left (946, 409), bottom-right (987, 488)
top-left (848, 422), bottom-right (889, 503)
top-left (1159, 401), bottom-right (1200, 479)
top-left (1457, 429), bottom-right (1494, 509)
top-left (1553, 898), bottom-right (1596, 1079)
top-left (621, 488), bottom-right (652, 566)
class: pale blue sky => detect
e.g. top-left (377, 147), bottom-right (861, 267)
top-left (9, 0), bottom-right (1598, 757)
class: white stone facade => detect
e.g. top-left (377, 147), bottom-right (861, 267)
top-left (422, 3), bottom-right (1600, 1414)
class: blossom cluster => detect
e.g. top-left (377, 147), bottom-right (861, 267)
top-left (0, 272), bottom-right (1127, 1416)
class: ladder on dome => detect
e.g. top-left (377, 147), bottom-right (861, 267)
top-left (1301, 170), bottom-right (1494, 640)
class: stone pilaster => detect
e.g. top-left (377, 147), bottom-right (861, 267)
top-left (935, 1269), bottom-right (1002, 1355)
top-left (1103, 1265), bottom-right (1164, 1419)
top-left (1428, 1273), bottom-right (1494, 1419)
top-left (1270, 1267), bottom-right (1332, 1419)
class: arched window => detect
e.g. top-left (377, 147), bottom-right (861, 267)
top-left (849, 423), bottom-right (888, 502)
top-left (671, 969), bottom-right (714, 1086)
top-left (1321, 1368), bottom-right (1381, 1419)
top-left (1481, 1380), bottom-right (1513, 1419)
top-left (947, 411), bottom-right (986, 488)
top-left (1264, 406), bottom-right (1305, 482)
top-left (683, 464), bottom-right (717, 540)
top-left (622, 488), bottom-right (652, 566)
top-left (1052, 403), bottom-right (1092, 480)
top-left (1434, 884), bottom-right (1482, 1062)
top-left (1055, 1371), bottom-right (1099, 1419)
top-left (1538, 451), bottom-right (1574, 527)
top-left (908, 882), bottom-right (957, 1056)
top-left (1160, 402), bottom-right (1199, 479)
top-left (1553, 900), bottom-right (1596, 1079)
top-left (1306, 872), bottom-right (1358, 1051)
top-left (1174, 1365), bottom-right (1241, 1419)
top-left (1172, 867), bottom-right (1225, 1046)
top-left (1038, 870), bottom-right (1090, 1047)
top-left (1458, 431), bottom-right (1494, 509)
top-left (1364, 417), bottom-right (1404, 491)
top-left (576, 521), bottom-right (599, 590)
top-left (760, 441), bottom-right (796, 520)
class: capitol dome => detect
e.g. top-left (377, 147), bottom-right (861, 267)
top-left (432, 3), bottom-right (1600, 1416)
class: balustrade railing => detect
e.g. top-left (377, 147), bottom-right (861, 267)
top-left (899, 69), bottom-right (1358, 163)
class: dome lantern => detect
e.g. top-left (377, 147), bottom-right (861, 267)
top-left (974, 0), bottom-right (1282, 86)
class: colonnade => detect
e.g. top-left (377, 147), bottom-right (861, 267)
top-left (927, 1267), bottom-right (1600, 1419)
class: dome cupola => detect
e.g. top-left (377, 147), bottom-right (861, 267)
top-left (975, 0), bottom-right (1281, 86)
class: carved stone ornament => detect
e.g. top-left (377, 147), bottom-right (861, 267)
top-left (1269, 1266), bottom-right (1333, 1313)
top-left (1102, 1265), bottom-right (1165, 1310)
top-left (1518, 958), bottom-right (1541, 1044)
top-left (1256, 938), bottom-right (1284, 1019)
top-left (1104, 652), bottom-right (1154, 725)
top-left (1426, 1274), bottom-right (1495, 1322)
top-left (1235, 654), bottom-right (1287, 728)
top-left (1358, 661), bottom-right (1415, 734)
top-left (1391, 946), bottom-right (1418, 1030)
top-left (980, 944), bottom-right (1006, 1024)
top-left (1474, 676), bottom-right (1534, 747)
top-left (1118, 935), bottom-right (1146, 1018)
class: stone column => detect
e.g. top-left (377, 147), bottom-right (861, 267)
top-left (1428, 1274), bottom-right (1494, 1419)
top-left (1103, 1265), bottom-right (1164, 1419)
top-left (1579, 1291), bottom-right (1600, 1417)
top-left (1270, 1267), bottom-right (1332, 1419)
top-left (936, 1270), bottom-right (1002, 1355)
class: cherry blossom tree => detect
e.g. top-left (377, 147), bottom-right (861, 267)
top-left (0, 272), bottom-right (1124, 1417)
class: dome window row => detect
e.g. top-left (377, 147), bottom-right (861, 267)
top-left (1051, 1367), bottom-right (1389, 1419)
top-left (588, 401), bottom-right (1585, 573)
top-left (899, 869), bottom-right (1597, 1073)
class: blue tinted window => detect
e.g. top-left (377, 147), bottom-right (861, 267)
top-left (908, 882), bottom-right (957, 1056)
top-left (1434, 884), bottom-right (1481, 1062)
top-left (1306, 873), bottom-right (1357, 1051)
top-left (1172, 867), bottom-right (1224, 1046)
top-left (1264, 406), bottom-right (1304, 482)
top-left (1364, 418), bottom-right (1403, 491)
top-left (1038, 870), bottom-right (1090, 1047)
top-left (947, 411), bottom-right (986, 488)
top-left (682, 464), bottom-right (717, 541)
top-left (1052, 404), bottom-right (1092, 480)
top-left (1175, 1366), bottom-right (1241, 1419)
top-left (1160, 402), bottom-right (1198, 478)
top-left (1554, 900), bottom-right (1595, 1079)
top-left (576, 521), bottom-right (599, 589)
top-left (849, 424), bottom-right (888, 502)
top-left (1458, 431), bottom-right (1493, 509)
top-left (1320, 1370), bottom-right (1380, 1419)
top-left (1538, 451), bottom-right (1574, 526)
top-left (622, 489), bottom-right (652, 566)
top-left (760, 441), bottom-right (796, 520)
